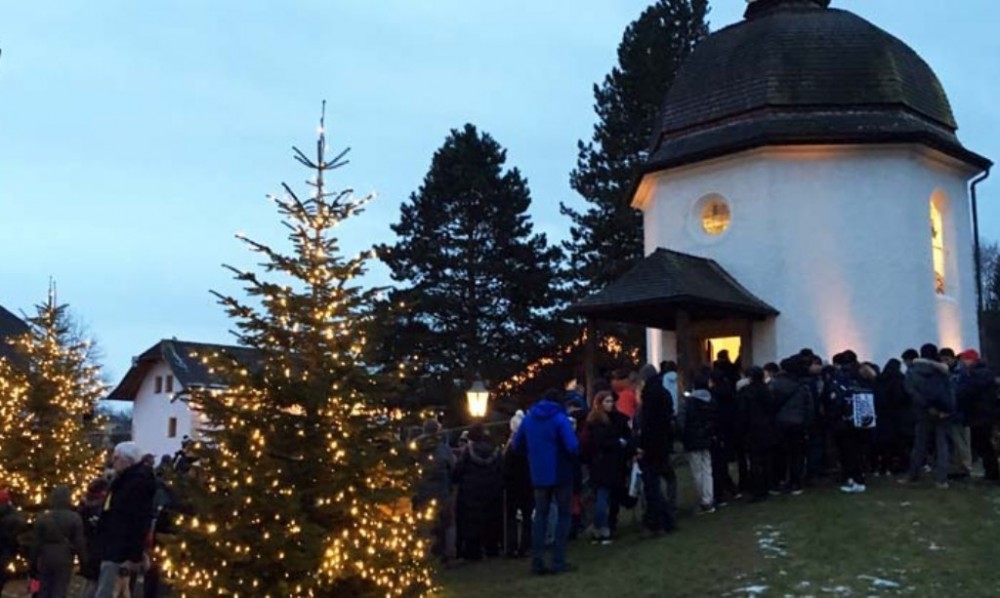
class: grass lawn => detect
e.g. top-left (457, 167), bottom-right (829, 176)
top-left (437, 474), bottom-right (1000, 597)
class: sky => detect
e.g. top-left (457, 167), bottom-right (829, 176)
top-left (2, 0), bottom-right (999, 384)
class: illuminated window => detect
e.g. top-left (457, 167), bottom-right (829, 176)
top-left (930, 200), bottom-right (945, 294)
top-left (701, 196), bottom-right (731, 236)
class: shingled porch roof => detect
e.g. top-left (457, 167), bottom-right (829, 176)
top-left (571, 248), bottom-right (778, 329)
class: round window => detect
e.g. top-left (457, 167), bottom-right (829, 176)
top-left (700, 196), bottom-right (731, 236)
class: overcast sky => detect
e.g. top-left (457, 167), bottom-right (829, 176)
top-left (2, 0), bottom-right (998, 383)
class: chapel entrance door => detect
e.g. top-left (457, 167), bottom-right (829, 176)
top-left (682, 318), bottom-right (755, 378)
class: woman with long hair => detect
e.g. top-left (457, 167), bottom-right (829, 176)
top-left (584, 391), bottom-right (631, 544)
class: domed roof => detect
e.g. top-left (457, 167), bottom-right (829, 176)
top-left (644, 0), bottom-right (989, 173)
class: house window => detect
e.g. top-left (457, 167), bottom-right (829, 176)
top-left (154, 376), bottom-right (163, 394)
top-left (930, 199), bottom-right (945, 295)
top-left (168, 417), bottom-right (178, 439)
top-left (700, 195), bottom-right (731, 236)
top-left (165, 375), bottom-right (174, 393)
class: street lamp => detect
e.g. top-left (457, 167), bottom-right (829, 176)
top-left (466, 378), bottom-right (489, 418)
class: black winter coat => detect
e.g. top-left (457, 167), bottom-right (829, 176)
top-left (501, 445), bottom-right (533, 504)
top-left (0, 504), bottom-right (24, 566)
top-left (876, 368), bottom-right (910, 436)
top-left (638, 373), bottom-right (675, 470)
top-left (772, 373), bottom-right (812, 427)
top-left (714, 383), bottom-right (738, 442)
top-left (959, 361), bottom-right (999, 426)
top-left (586, 415), bottom-right (631, 489)
top-left (96, 463), bottom-right (156, 563)
top-left (453, 441), bottom-right (503, 541)
top-left (682, 390), bottom-right (715, 452)
top-left (78, 499), bottom-right (103, 580)
top-left (739, 381), bottom-right (777, 449)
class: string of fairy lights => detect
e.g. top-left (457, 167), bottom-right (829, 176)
top-left (493, 331), bottom-right (640, 396)
top-left (156, 108), bottom-right (434, 596)
top-left (0, 110), bottom-right (643, 595)
top-left (0, 290), bottom-right (106, 574)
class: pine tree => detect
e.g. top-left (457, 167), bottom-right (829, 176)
top-left (159, 106), bottom-right (432, 597)
top-left (378, 123), bottom-right (564, 408)
top-left (561, 0), bottom-right (709, 292)
top-left (988, 252), bottom-right (1000, 312)
top-left (0, 285), bottom-right (105, 508)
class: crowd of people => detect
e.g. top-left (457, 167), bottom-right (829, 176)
top-left (0, 441), bottom-right (183, 598)
top-left (413, 343), bottom-right (1000, 576)
top-left (1, 342), bottom-right (995, 593)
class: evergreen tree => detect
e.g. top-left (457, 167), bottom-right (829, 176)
top-left (561, 0), bottom-right (709, 292)
top-left (979, 240), bottom-right (999, 310)
top-left (988, 251), bottom-right (1000, 312)
top-left (0, 285), bottom-right (105, 508)
top-left (378, 124), bottom-right (564, 408)
top-left (160, 106), bottom-right (432, 597)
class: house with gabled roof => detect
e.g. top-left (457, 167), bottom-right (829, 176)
top-left (0, 304), bottom-right (29, 365)
top-left (108, 339), bottom-right (260, 459)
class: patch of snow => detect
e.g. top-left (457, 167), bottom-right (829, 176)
top-left (899, 501), bottom-right (912, 507)
top-left (858, 575), bottom-right (902, 589)
top-left (797, 581), bottom-right (813, 588)
top-left (733, 585), bottom-right (770, 596)
top-left (820, 586), bottom-right (852, 595)
top-left (928, 542), bottom-right (944, 551)
top-left (755, 525), bottom-right (789, 558)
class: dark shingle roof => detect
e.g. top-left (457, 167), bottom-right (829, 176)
top-left (645, 1), bottom-right (990, 173)
top-left (0, 305), bottom-right (29, 364)
top-left (107, 339), bottom-right (262, 401)
top-left (571, 248), bottom-right (778, 329)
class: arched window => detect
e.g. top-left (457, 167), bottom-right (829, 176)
top-left (930, 199), bottom-right (945, 295)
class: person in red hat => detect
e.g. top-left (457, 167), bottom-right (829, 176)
top-left (957, 349), bottom-right (1000, 481)
top-left (0, 488), bottom-right (27, 596)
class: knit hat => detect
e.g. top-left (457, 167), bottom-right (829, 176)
top-left (509, 409), bottom-right (525, 434)
top-left (959, 349), bottom-right (981, 362)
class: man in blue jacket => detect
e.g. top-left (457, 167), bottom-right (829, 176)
top-left (512, 390), bottom-right (579, 575)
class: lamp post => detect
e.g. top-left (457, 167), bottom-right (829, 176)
top-left (466, 378), bottom-right (489, 419)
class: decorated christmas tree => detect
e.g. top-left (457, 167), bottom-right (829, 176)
top-left (159, 105), bottom-right (433, 597)
top-left (0, 285), bottom-right (106, 508)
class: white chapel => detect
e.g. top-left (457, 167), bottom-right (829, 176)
top-left (575, 0), bottom-right (991, 371)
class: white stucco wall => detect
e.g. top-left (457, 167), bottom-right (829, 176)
top-left (130, 361), bottom-right (198, 459)
top-left (638, 145), bottom-right (982, 367)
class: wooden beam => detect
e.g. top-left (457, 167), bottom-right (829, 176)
top-left (585, 317), bottom-right (596, 402)
top-left (676, 308), bottom-right (692, 394)
top-left (740, 319), bottom-right (754, 371)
